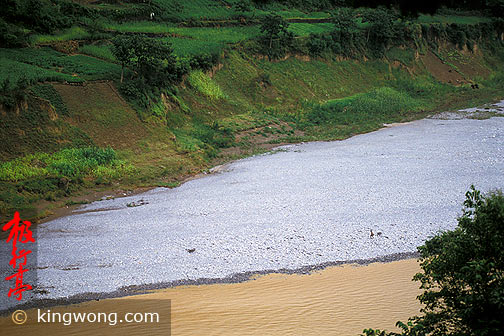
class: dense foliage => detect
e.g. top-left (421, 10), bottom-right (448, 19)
top-left (363, 186), bottom-right (504, 336)
top-left (253, 0), bottom-right (504, 16)
top-left (111, 34), bottom-right (187, 115)
top-left (0, 0), bottom-right (96, 46)
top-left (112, 34), bottom-right (181, 86)
top-left (259, 13), bottom-right (294, 59)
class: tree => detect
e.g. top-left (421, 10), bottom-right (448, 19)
top-left (332, 7), bottom-right (356, 34)
top-left (234, 0), bottom-right (253, 15)
top-left (259, 13), bottom-right (294, 59)
top-left (363, 186), bottom-right (504, 336)
top-left (111, 35), bottom-right (135, 83)
top-left (360, 7), bottom-right (399, 56)
top-left (328, 7), bottom-right (359, 56)
top-left (111, 34), bottom-right (180, 86)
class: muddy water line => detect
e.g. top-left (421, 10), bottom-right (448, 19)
top-left (1, 259), bottom-right (421, 336)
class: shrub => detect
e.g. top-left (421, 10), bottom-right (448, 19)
top-left (0, 19), bottom-right (29, 47)
top-left (191, 122), bottom-right (235, 151)
top-left (112, 34), bottom-right (183, 86)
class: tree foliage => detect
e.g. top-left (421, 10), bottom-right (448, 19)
top-left (332, 7), bottom-right (357, 33)
top-left (259, 13), bottom-right (294, 59)
top-left (363, 186), bottom-right (504, 336)
top-left (361, 7), bottom-right (400, 57)
top-left (111, 34), bottom-right (187, 116)
top-left (112, 34), bottom-right (181, 86)
top-left (234, 0), bottom-right (253, 14)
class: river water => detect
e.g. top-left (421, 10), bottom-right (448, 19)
top-left (1, 101), bottom-right (504, 308)
top-left (0, 259), bottom-right (422, 336)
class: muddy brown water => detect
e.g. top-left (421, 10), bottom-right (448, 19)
top-left (0, 259), bottom-right (421, 336)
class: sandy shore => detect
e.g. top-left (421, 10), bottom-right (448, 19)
top-left (1, 258), bottom-right (422, 336)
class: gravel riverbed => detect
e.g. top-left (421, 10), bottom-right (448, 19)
top-left (2, 102), bottom-right (504, 310)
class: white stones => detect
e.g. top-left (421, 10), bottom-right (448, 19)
top-left (10, 106), bottom-right (504, 302)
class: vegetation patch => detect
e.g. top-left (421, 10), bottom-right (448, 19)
top-left (0, 146), bottom-right (134, 222)
top-left (188, 70), bottom-right (226, 100)
top-left (30, 84), bottom-right (69, 116)
top-left (31, 26), bottom-right (91, 44)
top-left (79, 44), bottom-right (116, 62)
top-left (307, 87), bottom-right (422, 126)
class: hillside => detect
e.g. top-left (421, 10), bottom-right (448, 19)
top-left (1, 0), bottom-right (504, 222)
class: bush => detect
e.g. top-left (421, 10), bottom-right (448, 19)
top-left (307, 33), bottom-right (332, 56)
top-left (2, 0), bottom-right (73, 34)
top-left (30, 84), bottom-right (69, 116)
top-left (192, 122), bottom-right (235, 151)
top-left (0, 18), bottom-right (29, 47)
top-left (189, 53), bottom-right (219, 71)
top-left (307, 87), bottom-right (420, 125)
top-left (112, 34), bottom-right (183, 86)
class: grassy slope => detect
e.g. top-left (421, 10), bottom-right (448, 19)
top-left (2, 45), bottom-right (503, 223)
top-left (1, 3), bottom-right (504, 222)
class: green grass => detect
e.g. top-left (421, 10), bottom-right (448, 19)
top-left (277, 10), bottom-right (331, 19)
top-left (104, 22), bottom-right (259, 41)
top-left (31, 26), bottom-right (91, 44)
top-left (160, 26), bottom-right (260, 57)
top-left (62, 55), bottom-right (121, 80)
top-left (104, 24), bottom-right (260, 58)
top-left (0, 48), bottom-right (121, 83)
top-left (163, 38), bottom-right (224, 57)
top-left (173, 26), bottom-right (260, 42)
top-left (0, 147), bottom-right (134, 222)
top-left (417, 15), bottom-right (491, 25)
top-left (79, 44), bottom-right (116, 62)
top-left (30, 84), bottom-right (69, 116)
top-left (0, 58), bottom-right (79, 89)
top-left (254, 57), bottom-right (389, 105)
top-left (386, 47), bottom-right (415, 65)
top-left (103, 21), bottom-right (176, 34)
top-left (288, 23), bottom-right (334, 36)
top-left (188, 70), bottom-right (226, 100)
top-left (0, 147), bottom-right (121, 182)
top-left (307, 87), bottom-right (423, 126)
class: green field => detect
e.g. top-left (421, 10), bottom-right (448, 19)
top-left (417, 14), bottom-right (491, 25)
top-left (0, 48), bottom-right (121, 86)
top-left (0, 58), bottom-right (78, 89)
top-left (31, 26), bottom-right (91, 44)
top-left (289, 23), bottom-right (334, 36)
top-left (103, 21), bottom-right (176, 34)
top-left (78, 44), bottom-right (116, 62)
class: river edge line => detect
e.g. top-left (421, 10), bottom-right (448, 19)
top-left (4, 99), bottom-right (501, 315)
top-left (0, 251), bottom-right (420, 316)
